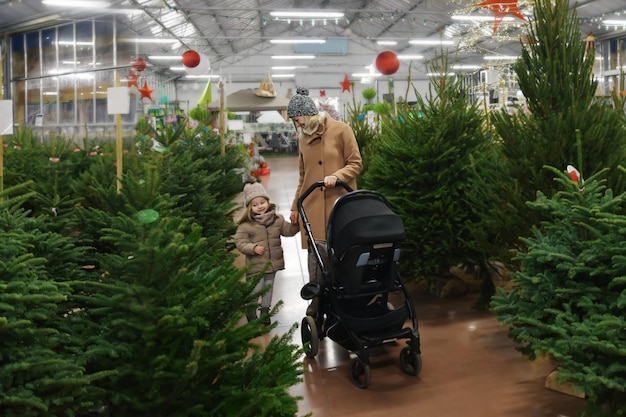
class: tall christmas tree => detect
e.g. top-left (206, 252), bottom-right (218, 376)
top-left (486, 0), bottom-right (626, 247)
top-left (361, 51), bottom-right (493, 302)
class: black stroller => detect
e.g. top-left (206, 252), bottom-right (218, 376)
top-left (298, 181), bottom-right (421, 388)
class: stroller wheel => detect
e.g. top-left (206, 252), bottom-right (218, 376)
top-left (399, 347), bottom-right (422, 376)
top-left (350, 358), bottom-right (371, 389)
top-left (301, 316), bottom-right (319, 358)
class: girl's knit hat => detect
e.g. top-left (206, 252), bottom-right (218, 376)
top-left (287, 87), bottom-right (319, 118)
top-left (243, 182), bottom-right (270, 206)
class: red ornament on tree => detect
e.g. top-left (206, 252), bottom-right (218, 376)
top-left (182, 50), bottom-right (200, 68)
top-left (375, 50), bottom-right (400, 75)
top-left (131, 57), bottom-right (147, 72)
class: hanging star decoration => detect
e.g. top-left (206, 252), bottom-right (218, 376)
top-left (138, 81), bottom-right (154, 101)
top-left (340, 75), bottom-right (351, 93)
top-left (320, 90), bottom-right (326, 97)
top-left (127, 70), bottom-right (139, 89)
top-left (474, 0), bottom-right (526, 35)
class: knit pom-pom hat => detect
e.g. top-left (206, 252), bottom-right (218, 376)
top-left (243, 182), bottom-right (270, 207)
top-left (287, 87), bottom-right (319, 118)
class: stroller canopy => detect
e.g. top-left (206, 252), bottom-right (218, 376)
top-left (328, 191), bottom-right (405, 257)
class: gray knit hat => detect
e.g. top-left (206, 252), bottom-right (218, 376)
top-left (243, 182), bottom-right (270, 207)
top-left (287, 87), bottom-right (319, 118)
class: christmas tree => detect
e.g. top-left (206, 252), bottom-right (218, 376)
top-left (491, 166), bottom-right (626, 415)
top-left (486, 0), bottom-right (626, 247)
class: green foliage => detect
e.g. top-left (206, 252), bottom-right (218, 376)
top-left (71, 207), bottom-right (303, 417)
top-left (488, 0), bottom-right (626, 246)
top-left (0, 186), bottom-right (110, 417)
top-left (491, 167), bottom-right (626, 416)
top-left (361, 52), bottom-right (491, 284)
top-left (345, 94), bottom-right (379, 178)
top-left (0, 124), bottom-right (303, 416)
top-left (188, 106), bottom-right (217, 125)
top-left (361, 87), bottom-right (377, 101)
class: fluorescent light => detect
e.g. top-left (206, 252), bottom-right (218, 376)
top-left (398, 54), bottom-right (424, 60)
top-left (377, 40), bottom-right (397, 46)
top-left (451, 15), bottom-right (516, 22)
top-left (270, 11), bottom-right (344, 18)
top-left (170, 66), bottom-right (185, 71)
top-left (123, 38), bottom-right (179, 44)
top-left (453, 64), bottom-right (481, 70)
top-left (57, 41), bottom-right (94, 46)
top-left (602, 20), bottom-right (626, 26)
top-left (43, 0), bottom-right (111, 7)
top-left (272, 74), bottom-right (295, 78)
top-left (149, 55), bottom-right (182, 60)
top-left (271, 66), bottom-right (308, 70)
top-left (271, 55), bottom-right (316, 60)
top-left (184, 74), bottom-right (220, 79)
top-left (270, 39), bottom-right (326, 44)
top-left (409, 39), bottom-right (455, 45)
top-left (483, 55), bottom-right (519, 60)
top-left (352, 72), bottom-right (382, 77)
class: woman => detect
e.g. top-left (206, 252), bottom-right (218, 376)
top-left (288, 87), bottom-right (363, 296)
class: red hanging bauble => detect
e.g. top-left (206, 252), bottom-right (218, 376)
top-left (182, 50), bottom-right (201, 68)
top-left (131, 57), bottom-right (147, 72)
top-left (375, 51), bottom-right (400, 76)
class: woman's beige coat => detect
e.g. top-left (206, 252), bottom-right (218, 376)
top-left (290, 113), bottom-right (363, 248)
top-left (234, 214), bottom-right (299, 275)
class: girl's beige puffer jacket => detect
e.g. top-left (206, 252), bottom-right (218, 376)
top-left (234, 214), bottom-right (299, 275)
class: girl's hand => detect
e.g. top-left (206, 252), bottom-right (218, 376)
top-left (254, 245), bottom-right (265, 255)
top-left (290, 210), bottom-right (299, 225)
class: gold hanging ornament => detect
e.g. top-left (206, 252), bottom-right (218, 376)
top-left (255, 71), bottom-right (277, 97)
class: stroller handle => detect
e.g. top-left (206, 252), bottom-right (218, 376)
top-left (297, 179), bottom-right (353, 209)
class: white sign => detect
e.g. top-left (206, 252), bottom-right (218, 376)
top-left (107, 87), bottom-right (130, 115)
top-left (0, 100), bottom-right (14, 135)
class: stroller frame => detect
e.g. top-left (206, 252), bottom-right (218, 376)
top-left (298, 181), bottom-right (421, 388)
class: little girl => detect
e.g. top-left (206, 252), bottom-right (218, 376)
top-left (234, 182), bottom-right (299, 324)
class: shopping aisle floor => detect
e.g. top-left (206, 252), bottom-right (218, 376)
top-left (244, 156), bottom-right (586, 417)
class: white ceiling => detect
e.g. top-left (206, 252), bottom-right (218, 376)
top-left (1, 0), bottom-right (625, 86)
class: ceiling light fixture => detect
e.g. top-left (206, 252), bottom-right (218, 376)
top-left (148, 55), bottom-right (182, 60)
top-left (272, 73), bottom-right (295, 78)
top-left (453, 64), bottom-right (482, 70)
top-left (270, 39), bottom-right (326, 44)
top-left (270, 11), bottom-right (344, 19)
top-left (427, 72), bottom-right (455, 77)
top-left (376, 40), bottom-right (397, 46)
top-left (271, 55), bottom-right (316, 60)
top-left (409, 39), bottom-right (455, 45)
top-left (184, 74), bottom-right (220, 79)
top-left (42, 0), bottom-right (111, 7)
top-left (451, 15), bottom-right (516, 22)
top-left (483, 55), bottom-right (519, 60)
top-left (602, 19), bottom-right (626, 26)
top-left (123, 38), bottom-right (179, 44)
top-left (352, 72), bottom-right (382, 77)
top-left (397, 54), bottom-right (424, 60)
top-left (271, 66), bottom-right (309, 70)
